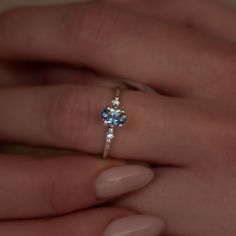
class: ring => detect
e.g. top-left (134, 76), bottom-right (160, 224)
top-left (101, 88), bottom-right (127, 158)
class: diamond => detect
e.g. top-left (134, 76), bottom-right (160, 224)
top-left (112, 97), bottom-right (120, 107)
top-left (106, 132), bottom-right (114, 139)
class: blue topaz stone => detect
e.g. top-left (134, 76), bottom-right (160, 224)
top-left (101, 107), bottom-right (127, 127)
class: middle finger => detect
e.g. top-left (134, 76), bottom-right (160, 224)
top-left (0, 2), bottom-right (234, 96)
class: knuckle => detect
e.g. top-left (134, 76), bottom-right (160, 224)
top-left (60, 3), bottom-right (121, 47)
top-left (46, 85), bottom-right (90, 147)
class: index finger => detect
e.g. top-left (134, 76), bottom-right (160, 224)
top-left (0, 153), bottom-right (154, 219)
top-left (0, 2), bottom-right (234, 96)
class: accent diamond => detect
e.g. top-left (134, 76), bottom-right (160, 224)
top-left (112, 97), bottom-right (120, 107)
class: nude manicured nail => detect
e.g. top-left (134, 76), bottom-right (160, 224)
top-left (95, 165), bottom-right (154, 198)
top-left (103, 215), bottom-right (165, 236)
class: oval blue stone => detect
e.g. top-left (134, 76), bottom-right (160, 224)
top-left (101, 107), bottom-right (127, 126)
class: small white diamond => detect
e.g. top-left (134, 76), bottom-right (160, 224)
top-left (106, 128), bottom-right (114, 140)
top-left (106, 133), bottom-right (114, 139)
top-left (112, 98), bottom-right (120, 107)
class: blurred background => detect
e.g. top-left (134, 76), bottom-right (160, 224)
top-left (0, 0), bottom-right (235, 11)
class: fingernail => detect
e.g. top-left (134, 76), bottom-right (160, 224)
top-left (95, 165), bottom-right (154, 198)
top-left (103, 215), bottom-right (165, 236)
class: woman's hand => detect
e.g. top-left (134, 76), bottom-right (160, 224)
top-left (1, 0), bottom-right (236, 235)
top-left (0, 3), bottom-right (168, 235)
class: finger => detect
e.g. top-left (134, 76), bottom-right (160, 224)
top-left (0, 153), bottom-right (154, 219)
top-left (0, 84), bottom-right (217, 165)
top-left (116, 167), bottom-right (230, 235)
top-left (103, 0), bottom-right (236, 42)
top-left (3, 1), bottom-right (235, 89)
top-left (0, 3), bottom-right (233, 96)
top-left (0, 207), bottom-right (165, 236)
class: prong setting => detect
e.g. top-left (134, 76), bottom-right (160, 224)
top-left (101, 88), bottom-right (127, 158)
top-left (101, 96), bottom-right (127, 127)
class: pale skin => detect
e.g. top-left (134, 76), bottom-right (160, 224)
top-left (0, 0), bottom-right (236, 235)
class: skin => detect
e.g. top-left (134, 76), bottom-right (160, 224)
top-left (0, 0), bottom-right (236, 235)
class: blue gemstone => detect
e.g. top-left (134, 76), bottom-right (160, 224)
top-left (101, 107), bottom-right (127, 126)
top-left (101, 110), bottom-right (108, 119)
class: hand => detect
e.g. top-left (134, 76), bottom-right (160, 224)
top-left (1, 0), bottom-right (236, 235)
top-left (0, 2), bottom-right (168, 236)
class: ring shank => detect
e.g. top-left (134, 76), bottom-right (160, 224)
top-left (103, 139), bottom-right (111, 159)
top-left (115, 88), bottom-right (121, 98)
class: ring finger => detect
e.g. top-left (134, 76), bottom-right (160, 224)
top-left (0, 84), bottom-right (221, 166)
